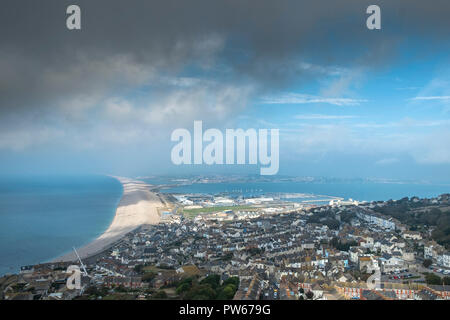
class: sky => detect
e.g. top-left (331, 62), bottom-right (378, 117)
top-left (1, 0), bottom-right (450, 182)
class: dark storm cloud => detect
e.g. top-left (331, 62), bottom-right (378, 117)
top-left (0, 0), bottom-right (449, 114)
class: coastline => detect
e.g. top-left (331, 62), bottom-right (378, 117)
top-left (53, 176), bottom-right (162, 262)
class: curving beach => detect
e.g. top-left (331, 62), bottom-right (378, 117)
top-left (54, 176), bottom-right (162, 262)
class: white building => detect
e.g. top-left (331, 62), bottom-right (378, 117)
top-left (437, 252), bottom-right (450, 268)
top-left (356, 211), bottom-right (396, 231)
top-left (424, 245), bottom-right (434, 259)
top-left (402, 231), bottom-right (422, 240)
top-left (244, 197), bottom-right (274, 204)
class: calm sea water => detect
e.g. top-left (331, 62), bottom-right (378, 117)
top-left (161, 181), bottom-right (450, 202)
top-left (0, 175), bottom-right (122, 276)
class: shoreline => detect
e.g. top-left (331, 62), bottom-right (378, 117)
top-left (53, 176), bottom-right (162, 262)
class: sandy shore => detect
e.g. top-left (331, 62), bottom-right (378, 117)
top-left (53, 176), bottom-right (162, 262)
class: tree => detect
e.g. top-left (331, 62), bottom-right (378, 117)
top-left (134, 264), bottom-right (144, 274)
top-left (84, 285), bottom-right (105, 297)
top-left (443, 277), bottom-right (450, 285)
top-left (223, 277), bottom-right (239, 287)
top-left (152, 290), bottom-right (168, 299)
top-left (423, 259), bottom-right (432, 268)
top-left (115, 285), bottom-right (127, 293)
top-left (176, 282), bottom-right (191, 295)
top-left (329, 237), bottom-right (357, 251)
top-left (425, 273), bottom-right (442, 285)
top-left (200, 274), bottom-right (220, 289)
top-left (325, 219), bottom-right (340, 230)
top-left (142, 272), bottom-right (156, 283)
top-left (216, 284), bottom-right (236, 300)
top-left (184, 284), bottom-right (217, 300)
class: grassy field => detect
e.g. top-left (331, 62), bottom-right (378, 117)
top-left (182, 205), bottom-right (257, 218)
top-left (143, 265), bottom-right (162, 273)
top-left (177, 265), bottom-right (201, 276)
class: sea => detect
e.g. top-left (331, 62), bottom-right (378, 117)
top-left (159, 181), bottom-right (450, 202)
top-left (0, 175), bottom-right (123, 276)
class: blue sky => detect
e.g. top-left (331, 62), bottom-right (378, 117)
top-left (222, 41), bottom-right (450, 181)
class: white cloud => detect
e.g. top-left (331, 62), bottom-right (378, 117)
top-left (281, 122), bottom-right (450, 165)
top-left (297, 62), bottom-right (347, 77)
top-left (138, 84), bottom-right (253, 126)
top-left (0, 80), bottom-right (254, 152)
top-left (410, 96), bottom-right (450, 101)
top-left (104, 98), bottom-right (134, 120)
top-left (261, 93), bottom-right (367, 106)
top-left (375, 158), bottom-right (400, 165)
top-left (354, 118), bottom-right (450, 129)
top-left (295, 114), bottom-right (358, 120)
top-left (409, 74), bottom-right (450, 105)
top-left (0, 127), bottom-right (65, 151)
top-left (409, 129), bottom-right (450, 164)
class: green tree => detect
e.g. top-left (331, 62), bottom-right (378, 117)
top-left (217, 284), bottom-right (236, 300)
top-left (425, 273), bottom-right (442, 285)
top-left (223, 277), bottom-right (239, 287)
top-left (176, 282), bottom-right (191, 295)
top-left (134, 264), bottom-right (144, 274)
top-left (184, 284), bottom-right (217, 300)
top-left (423, 259), bottom-right (432, 268)
top-left (114, 285), bottom-right (128, 293)
top-left (152, 290), bottom-right (168, 299)
top-left (200, 274), bottom-right (220, 289)
top-left (142, 272), bottom-right (156, 283)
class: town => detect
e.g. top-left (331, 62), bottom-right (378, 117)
top-left (1, 191), bottom-right (449, 300)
